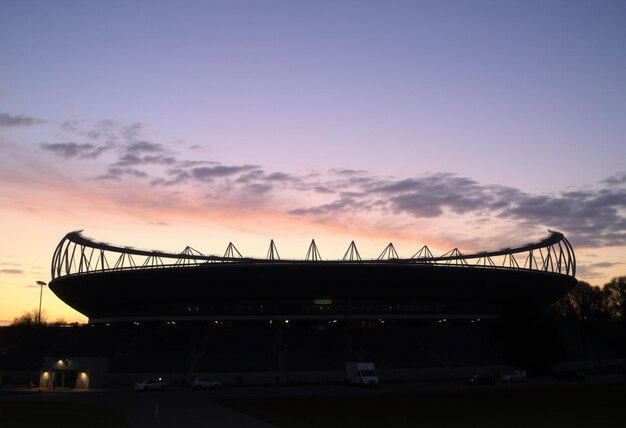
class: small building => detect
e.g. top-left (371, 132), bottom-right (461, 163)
top-left (40, 357), bottom-right (108, 390)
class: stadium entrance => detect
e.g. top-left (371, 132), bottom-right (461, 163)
top-left (50, 369), bottom-right (78, 389)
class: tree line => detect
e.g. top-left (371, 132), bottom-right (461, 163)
top-left (550, 276), bottom-right (626, 324)
top-left (497, 276), bottom-right (626, 372)
top-left (10, 309), bottom-right (69, 327)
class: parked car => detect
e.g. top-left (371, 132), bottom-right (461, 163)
top-left (192, 378), bottom-right (222, 390)
top-left (465, 372), bottom-right (497, 386)
top-left (500, 370), bottom-right (527, 383)
top-left (134, 378), bottom-right (166, 391)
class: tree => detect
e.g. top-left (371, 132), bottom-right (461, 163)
top-left (565, 281), bottom-right (607, 320)
top-left (546, 277), bottom-right (626, 357)
top-left (604, 276), bottom-right (626, 323)
top-left (550, 293), bottom-right (577, 319)
top-left (11, 309), bottom-right (48, 326)
top-left (50, 317), bottom-right (68, 326)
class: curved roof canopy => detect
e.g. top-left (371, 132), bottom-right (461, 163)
top-left (51, 230), bottom-right (576, 280)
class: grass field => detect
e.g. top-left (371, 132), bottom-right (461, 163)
top-left (0, 383), bottom-right (623, 427)
top-left (0, 401), bottom-right (131, 428)
top-left (218, 384), bottom-right (626, 428)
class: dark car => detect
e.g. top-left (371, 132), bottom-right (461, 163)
top-left (192, 378), bottom-right (222, 390)
top-left (465, 372), bottom-right (497, 386)
top-left (134, 378), bottom-right (166, 391)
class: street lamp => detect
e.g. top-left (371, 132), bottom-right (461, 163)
top-left (36, 281), bottom-right (47, 325)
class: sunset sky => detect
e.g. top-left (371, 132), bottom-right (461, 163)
top-left (1, 0), bottom-right (625, 324)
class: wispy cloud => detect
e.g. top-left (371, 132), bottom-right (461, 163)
top-left (113, 154), bottom-right (177, 167)
top-left (289, 171), bottom-right (626, 249)
top-left (369, 174), bottom-right (511, 217)
top-left (576, 261), bottom-right (623, 279)
top-left (83, 120), bottom-right (145, 142)
top-left (0, 113), bottom-right (46, 128)
top-left (497, 186), bottom-right (626, 247)
top-left (126, 140), bottom-right (166, 155)
top-left (190, 165), bottom-right (260, 181)
top-left (602, 172), bottom-right (626, 187)
top-left (35, 118), bottom-right (626, 252)
top-left (0, 269), bottom-right (24, 275)
top-left (41, 142), bottom-right (112, 159)
top-left (289, 197), bottom-right (364, 217)
top-left (93, 167), bottom-right (149, 181)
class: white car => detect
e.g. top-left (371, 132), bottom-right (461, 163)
top-left (134, 378), bottom-right (166, 391)
top-left (500, 370), bottom-right (527, 383)
top-left (192, 378), bottom-right (222, 390)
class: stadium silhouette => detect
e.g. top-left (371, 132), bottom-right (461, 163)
top-left (3, 230), bottom-right (578, 389)
top-left (50, 230), bottom-right (576, 323)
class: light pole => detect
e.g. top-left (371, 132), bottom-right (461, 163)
top-left (36, 281), bottom-right (46, 325)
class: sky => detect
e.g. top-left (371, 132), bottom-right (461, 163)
top-left (1, 0), bottom-right (625, 324)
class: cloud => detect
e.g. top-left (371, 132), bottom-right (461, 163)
top-left (39, 120), bottom-right (274, 193)
top-left (33, 117), bottom-right (626, 252)
top-left (190, 165), bottom-right (260, 181)
top-left (602, 172), bottom-right (626, 187)
top-left (313, 186), bottom-right (335, 194)
top-left (291, 173), bottom-right (506, 218)
top-left (0, 113), bottom-right (46, 128)
top-left (84, 120), bottom-right (145, 142)
top-left (289, 197), bottom-right (365, 217)
top-left (243, 183), bottom-right (274, 194)
top-left (126, 140), bottom-right (166, 155)
top-left (61, 119), bottom-right (81, 132)
top-left (0, 269), bottom-right (24, 275)
top-left (576, 261), bottom-right (623, 279)
top-left (290, 170), bottom-right (626, 249)
top-left (498, 185), bottom-right (626, 247)
top-left (151, 169), bottom-right (190, 186)
top-left (41, 142), bottom-right (112, 159)
top-left (330, 168), bottom-right (369, 176)
top-left (368, 174), bottom-right (520, 218)
top-left (120, 122), bottom-right (145, 140)
top-left (42, 120), bottom-right (173, 168)
top-left (93, 167), bottom-right (148, 181)
top-left (113, 154), bottom-right (177, 167)
top-left (266, 172), bottom-right (292, 182)
top-left (150, 163), bottom-right (286, 190)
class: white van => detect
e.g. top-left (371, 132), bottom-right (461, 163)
top-left (345, 362), bottom-right (379, 386)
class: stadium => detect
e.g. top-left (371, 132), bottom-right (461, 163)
top-left (2, 230), bottom-right (581, 390)
top-left (49, 230), bottom-right (576, 323)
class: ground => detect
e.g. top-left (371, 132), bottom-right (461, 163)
top-left (0, 374), bottom-right (624, 427)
